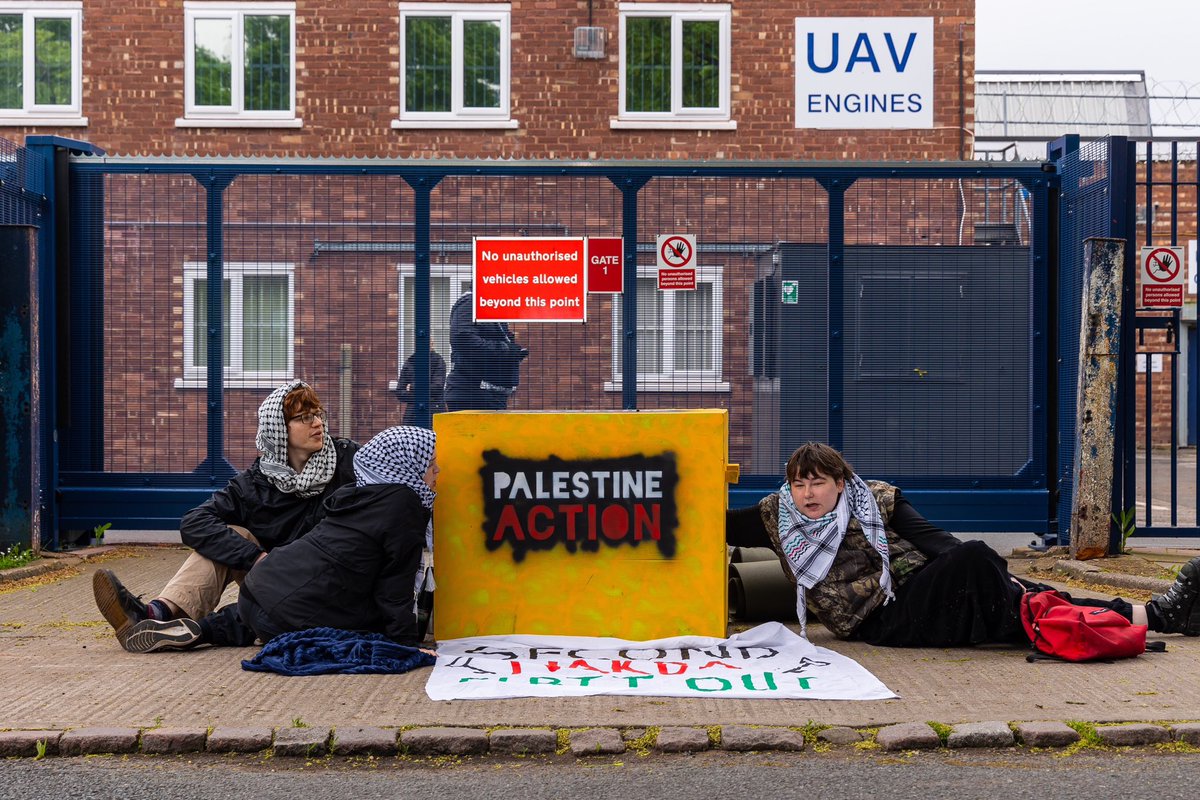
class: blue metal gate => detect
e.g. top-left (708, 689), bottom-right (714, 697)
top-left (28, 142), bottom-right (1059, 548)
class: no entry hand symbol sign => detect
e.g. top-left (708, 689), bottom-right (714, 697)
top-left (657, 234), bottom-right (695, 269)
top-left (1140, 245), bottom-right (1186, 308)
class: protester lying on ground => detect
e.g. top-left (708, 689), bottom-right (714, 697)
top-left (120, 426), bottom-right (439, 654)
top-left (725, 442), bottom-right (1200, 647)
top-left (92, 381), bottom-right (359, 652)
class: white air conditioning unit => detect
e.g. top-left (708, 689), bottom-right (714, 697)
top-left (574, 26), bottom-right (606, 59)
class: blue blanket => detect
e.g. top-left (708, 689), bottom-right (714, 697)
top-left (241, 627), bottom-right (436, 676)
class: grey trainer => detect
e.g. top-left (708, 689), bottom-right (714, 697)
top-left (122, 618), bottom-right (202, 653)
top-left (1148, 556), bottom-right (1200, 636)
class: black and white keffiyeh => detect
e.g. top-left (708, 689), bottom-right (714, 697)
top-left (353, 426), bottom-right (437, 509)
top-left (777, 473), bottom-right (894, 637)
top-left (255, 380), bottom-right (338, 498)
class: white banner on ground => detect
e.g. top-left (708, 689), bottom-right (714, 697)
top-left (426, 622), bottom-right (896, 701)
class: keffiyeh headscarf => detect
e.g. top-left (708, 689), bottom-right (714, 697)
top-left (777, 473), bottom-right (894, 637)
top-left (255, 380), bottom-right (338, 498)
top-left (353, 426), bottom-right (437, 509)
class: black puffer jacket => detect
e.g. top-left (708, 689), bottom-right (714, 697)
top-left (179, 438), bottom-right (359, 572)
top-left (241, 483), bottom-right (429, 645)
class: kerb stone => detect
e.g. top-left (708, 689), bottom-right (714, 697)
top-left (1095, 724), bottom-right (1170, 747)
top-left (1171, 723), bottom-right (1200, 746)
top-left (569, 728), bottom-right (625, 756)
top-left (332, 727), bottom-right (397, 756)
top-left (876, 723), bottom-right (940, 751)
top-left (816, 727), bottom-right (862, 745)
top-left (59, 727), bottom-right (140, 756)
top-left (720, 726), bottom-right (804, 752)
top-left (140, 728), bottom-right (208, 754)
top-left (206, 727), bottom-right (274, 753)
top-left (1015, 721), bottom-right (1080, 748)
top-left (0, 731), bottom-right (61, 757)
top-left (272, 726), bottom-right (331, 757)
top-left (401, 727), bottom-right (489, 756)
top-left (654, 727), bottom-right (711, 753)
top-left (488, 729), bottom-right (558, 755)
top-left (947, 721), bottom-right (1014, 749)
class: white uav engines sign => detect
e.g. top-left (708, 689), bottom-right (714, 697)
top-left (795, 17), bottom-right (934, 129)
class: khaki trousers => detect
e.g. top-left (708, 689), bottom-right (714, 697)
top-left (157, 525), bottom-right (261, 620)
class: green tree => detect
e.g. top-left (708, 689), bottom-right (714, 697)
top-left (0, 16), bottom-right (21, 109)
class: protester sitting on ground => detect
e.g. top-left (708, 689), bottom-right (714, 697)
top-left (725, 442), bottom-right (1200, 647)
top-left (92, 381), bottom-right (359, 652)
top-left (120, 426), bottom-right (438, 653)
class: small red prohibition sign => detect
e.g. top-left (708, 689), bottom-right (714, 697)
top-left (1145, 247), bottom-right (1180, 283)
top-left (660, 236), bottom-right (694, 267)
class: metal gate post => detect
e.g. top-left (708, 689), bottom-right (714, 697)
top-left (817, 176), bottom-right (854, 449)
top-left (402, 173), bottom-right (444, 429)
top-left (191, 171), bottom-right (236, 478)
top-left (610, 174), bottom-right (650, 410)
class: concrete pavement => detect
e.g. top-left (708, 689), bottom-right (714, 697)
top-left (2, 545), bottom-right (1200, 755)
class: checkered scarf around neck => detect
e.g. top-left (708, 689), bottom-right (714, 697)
top-left (353, 426), bottom-right (437, 510)
top-left (777, 473), bottom-right (894, 637)
top-left (255, 380), bottom-right (338, 498)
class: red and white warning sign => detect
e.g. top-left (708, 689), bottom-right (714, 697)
top-left (474, 237), bottom-right (587, 322)
top-left (1140, 245), bottom-right (1186, 308)
top-left (657, 234), bottom-right (695, 269)
top-left (656, 234), bottom-right (697, 291)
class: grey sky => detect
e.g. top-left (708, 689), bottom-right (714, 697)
top-left (976, 0), bottom-right (1200, 87)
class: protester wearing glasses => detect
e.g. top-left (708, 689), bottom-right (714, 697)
top-left (92, 380), bottom-right (360, 653)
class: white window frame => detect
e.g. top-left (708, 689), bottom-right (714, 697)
top-left (607, 264), bottom-right (728, 392)
top-left (391, 261), bottom-right (473, 390)
top-left (178, 261), bottom-right (295, 389)
top-left (613, 2), bottom-right (733, 130)
top-left (0, 2), bottom-right (86, 126)
top-left (393, 2), bottom-right (516, 130)
top-left (177, 1), bottom-right (300, 128)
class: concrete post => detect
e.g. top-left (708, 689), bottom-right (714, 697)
top-left (1070, 237), bottom-right (1125, 560)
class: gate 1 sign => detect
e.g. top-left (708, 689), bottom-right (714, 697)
top-left (474, 237), bottom-right (587, 322)
top-left (432, 410), bottom-right (735, 640)
top-left (587, 237), bottom-right (623, 293)
top-left (794, 17), bottom-right (933, 130)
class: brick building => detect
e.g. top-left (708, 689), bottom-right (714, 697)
top-left (4, 2), bottom-right (996, 477)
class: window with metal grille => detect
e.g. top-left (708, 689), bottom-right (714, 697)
top-left (0, 2), bottom-right (83, 124)
top-left (180, 262), bottom-right (294, 388)
top-left (610, 269), bottom-right (727, 391)
top-left (181, 2), bottom-right (295, 124)
top-left (397, 3), bottom-right (512, 127)
top-left (617, 3), bottom-right (730, 126)
top-left (396, 264), bottom-right (473, 374)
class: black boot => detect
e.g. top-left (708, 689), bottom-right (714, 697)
top-left (1147, 557), bottom-right (1200, 636)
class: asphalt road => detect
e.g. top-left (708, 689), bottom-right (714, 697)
top-left (3, 750), bottom-right (1199, 800)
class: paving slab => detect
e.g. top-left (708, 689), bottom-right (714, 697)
top-left (1171, 723), bottom-right (1200, 745)
top-left (1095, 723), bottom-right (1171, 747)
top-left (5, 548), bottom-right (1200, 736)
top-left (58, 727), bottom-right (140, 755)
top-left (876, 722), bottom-right (940, 751)
top-left (401, 727), bottom-right (488, 756)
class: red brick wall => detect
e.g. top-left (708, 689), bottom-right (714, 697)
top-left (9, 0), bottom-right (973, 160)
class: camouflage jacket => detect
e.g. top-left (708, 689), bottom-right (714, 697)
top-left (757, 480), bottom-right (927, 639)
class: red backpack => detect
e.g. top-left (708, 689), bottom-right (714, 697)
top-left (1019, 590), bottom-right (1152, 662)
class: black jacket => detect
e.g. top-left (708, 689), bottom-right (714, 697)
top-left (444, 292), bottom-right (526, 391)
top-left (179, 437), bottom-right (359, 572)
top-left (241, 483), bottom-right (429, 646)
